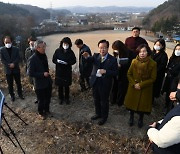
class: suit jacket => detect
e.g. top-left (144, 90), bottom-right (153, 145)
top-left (27, 52), bottom-right (52, 90)
top-left (0, 46), bottom-right (20, 74)
top-left (88, 53), bottom-right (118, 87)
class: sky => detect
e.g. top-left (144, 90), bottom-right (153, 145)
top-left (0, 0), bottom-right (168, 8)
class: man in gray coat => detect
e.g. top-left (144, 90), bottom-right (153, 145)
top-left (0, 36), bottom-right (24, 101)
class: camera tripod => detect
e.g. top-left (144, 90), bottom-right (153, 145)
top-left (1, 102), bottom-right (28, 154)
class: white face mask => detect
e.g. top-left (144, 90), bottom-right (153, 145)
top-left (175, 50), bottom-right (180, 56)
top-left (5, 43), bottom-right (12, 48)
top-left (62, 44), bottom-right (69, 50)
top-left (154, 45), bottom-right (161, 51)
top-left (114, 50), bottom-right (119, 53)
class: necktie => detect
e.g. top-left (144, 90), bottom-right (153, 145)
top-left (101, 57), bottom-right (105, 63)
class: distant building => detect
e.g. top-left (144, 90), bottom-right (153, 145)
top-left (78, 19), bottom-right (88, 25)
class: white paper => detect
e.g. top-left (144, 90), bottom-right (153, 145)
top-left (96, 69), bottom-right (102, 77)
top-left (57, 59), bottom-right (67, 65)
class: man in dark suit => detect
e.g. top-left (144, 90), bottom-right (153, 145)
top-left (27, 40), bottom-right (52, 120)
top-left (83, 39), bottom-right (118, 125)
top-left (0, 36), bottom-right (24, 101)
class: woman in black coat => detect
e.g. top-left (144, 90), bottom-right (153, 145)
top-left (151, 39), bottom-right (168, 99)
top-left (162, 44), bottom-right (180, 113)
top-left (52, 37), bottom-right (76, 104)
top-left (110, 40), bottom-right (135, 106)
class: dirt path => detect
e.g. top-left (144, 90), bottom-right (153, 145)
top-left (0, 73), bottom-right (165, 153)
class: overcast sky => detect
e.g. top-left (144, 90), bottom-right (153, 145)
top-left (0, 0), bottom-right (168, 8)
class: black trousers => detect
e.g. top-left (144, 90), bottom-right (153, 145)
top-left (79, 74), bottom-right (90, 90)
top-left (93, 79), bottom-right (111, 120)
top-left (111, 78), bottom-right (128, 106)
top-left (58, 85), bottom-right (69, 101)
top-left (116, 80), bottom-right (128, 106)
top-left (35, 84), bottom-right (52, 115)
top-left (6, 73), bottom-right (23, 97)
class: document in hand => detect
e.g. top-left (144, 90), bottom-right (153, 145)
top-left (57, 59), bottom-right (67, 65)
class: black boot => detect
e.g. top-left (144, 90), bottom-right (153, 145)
top-left (138, 113), bottom-right (144, 128)
top-left (129, 111), bottom-right (134, 126)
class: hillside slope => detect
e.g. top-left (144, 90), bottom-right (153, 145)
top-left (143, 0), bottom-right (180, 27)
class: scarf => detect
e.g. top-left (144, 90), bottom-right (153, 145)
top-left (35, 51), bottom-right (49, 72)
top-left (134, 55), bottom-right (150, 80)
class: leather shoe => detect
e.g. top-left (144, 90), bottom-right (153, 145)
top-left (91, 115), bottom-right (101, 120)
top-left (11, 96), bottom-right (15, 102)
top-left (98, 119), bottom-right (107, 125)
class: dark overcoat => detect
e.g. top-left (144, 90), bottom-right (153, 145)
top-left (162, 57), bottom-right (180, 94)
top-left (52, 47), bottom-right (76, 86)
top-left (151, 51), bottom-right (168, 97)
top-left (27, 52), bottom-right (52, 90)
top-left (79, 44), bottom-right (93, 77)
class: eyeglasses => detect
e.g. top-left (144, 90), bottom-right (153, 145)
top-left (99, 47), bottom-right (108, 50)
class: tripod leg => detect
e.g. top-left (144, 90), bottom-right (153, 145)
top-left (1, 126), bottom-right (17, 147)
top-left (2, 115), bottom-right (26, 154)
top-left (0, 146), bottom-right (4, 154)
top-left (4, 103), bottom-right (28, 125)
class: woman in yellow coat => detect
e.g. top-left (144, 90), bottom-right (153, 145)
top-left (124, 44), bottom-right (157, 128)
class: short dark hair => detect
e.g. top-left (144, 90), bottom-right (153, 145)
top-left (60, 37), bottom-right (72, 48)
top-left (132, 27), bottom-right (140, 31)
top-left (98, 39), bottom-right (109, 48)
top-left (136, 44), bottom-right (151, 56)
top-left (75, 39), bottom-right (83, 45)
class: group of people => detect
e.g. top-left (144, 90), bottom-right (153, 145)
top-left (1, 27), bottom-right (180, 153)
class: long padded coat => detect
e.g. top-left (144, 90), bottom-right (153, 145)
top-left (124, 57), bottom-right (157, 113)
top-left (52, 47), bottom-right (76, 86)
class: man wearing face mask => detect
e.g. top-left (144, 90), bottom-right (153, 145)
top-left (52, 37), bottom-right (76, 105)
top-left (0, 35), bottom-right (24, 101)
